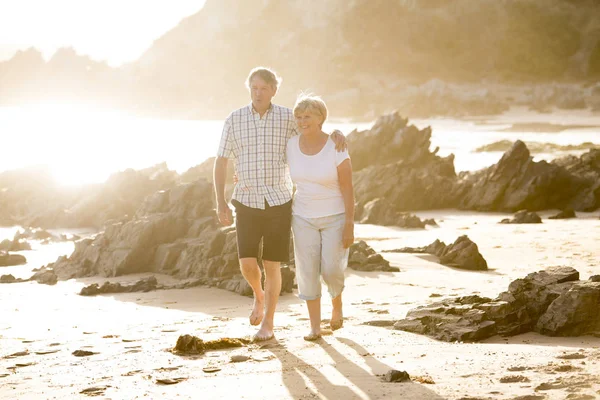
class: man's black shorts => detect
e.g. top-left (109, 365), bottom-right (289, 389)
top-left (232, 200), bottom-right (292, 262)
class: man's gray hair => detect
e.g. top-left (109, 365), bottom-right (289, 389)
top-left (245, 67), bottom-right (282, 90)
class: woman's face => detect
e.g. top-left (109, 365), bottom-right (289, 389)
top-left (295, 110), bottom-right (322, 136)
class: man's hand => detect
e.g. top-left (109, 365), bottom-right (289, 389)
top-left (217, 201), bottom-right (233, 226)
top-left (342, 221), bottom-right (354, 249)
top-left (330, 129), bottom-right (348, 152)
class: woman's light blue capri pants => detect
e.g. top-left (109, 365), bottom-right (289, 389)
top-left (292, 213), bottom-right (349, 301)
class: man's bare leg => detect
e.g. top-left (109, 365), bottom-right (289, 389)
top-left (239, 258), bottom-right (264, 326)
top-left (254, 260), bottom-right (281, 340)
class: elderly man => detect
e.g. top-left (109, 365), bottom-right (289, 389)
top-left (213, 67), bottom-right (346, 341)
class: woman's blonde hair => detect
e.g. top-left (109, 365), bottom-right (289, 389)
top-left (293, 94), bottom-right (328, 127)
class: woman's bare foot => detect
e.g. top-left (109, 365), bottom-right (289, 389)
top-left (331, 294), bottom-right (343, 331)
top-left (249, 294), bottom-right (264, 326)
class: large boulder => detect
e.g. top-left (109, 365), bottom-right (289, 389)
top-left (45, 179), bottom-right (295, 297)
top-left (499, 210), bottom-right (542, 224)
top-left (458, 141), bottom-right (582, 212)
top-left (48, 180), bottom-right (214, 278)
top-left (0, 251), bottom-right (27, 267)
top-left (348, 241), bottom-right (398, 272)
top-left (551, 149), bottom-right (600, 211)
top-left (359, 198), bottom-right (436, 228)
top-left (384, 236), bottom-right (487, 271)
top-left (387, 267), bottom-right (600, 342)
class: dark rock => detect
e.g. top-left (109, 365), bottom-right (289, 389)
top-left (30, 269), bottom-right (58, 285)
top-left (348, 241), bottom-right (398, 272)
top-left (384, 236), bottom-right (487, 271)
top-left (350, 113), bottom-right (460, 214)
top-left (536, 281), bottom-right (600, 336)
top-left (548, 209), bottom-right (576, 219)
top-left (0, 238), bottom-right (32, 252)
top-left (589, 275), bottom-right (600, 282)
top-left (384, 370), bottom-right (411, 383)
top-left (389, 266), bottom-right (594, 342)
top-left (459, 141), bottom-right (582, 212)
top-left (0, 251), bottom-right (27, 267)
top-left (79, 276), bottom-right (158, 296)
top-left (438, 236), bottom-right (488, 271)
top-left (360, 198), bottom-right (436, 228)
top-left (0, 274), bottom-right (19, 283)
top-left (46, 180), bottom-right (295, 298)
top-left (500, 210), bottom-right (542, 224)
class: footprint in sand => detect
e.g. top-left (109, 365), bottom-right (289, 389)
top-left (156, 377), bottom-right (187, 385)
top-left (4, 350), bottom-right (29, 359)
top-left (80, 386), bottom-right (109, 396)
top-left (557, 353), bottom-right (586, 360)
top-left (122, 370), bottom-right (143, 376)
top-left (72, 350), bottom-right (97, 357)
top-left (34, 350), bottom-right (60, 355)
top-left (499, 375), bottom-right (530, 383)
top-left (154, 366), bottom-right (181, 372)
top-left (8, 362), bottom-right (36, 370)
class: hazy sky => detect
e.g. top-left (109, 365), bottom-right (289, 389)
top-left (0, 0), bottom-right (206, 66)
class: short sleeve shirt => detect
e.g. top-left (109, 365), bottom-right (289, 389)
top-left (217, 103), bottom-right (298, 209)
top-left (286, 136), bottom-right (350, 218)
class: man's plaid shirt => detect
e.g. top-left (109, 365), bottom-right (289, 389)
top-left (217, 103), bottom-right (298, 209)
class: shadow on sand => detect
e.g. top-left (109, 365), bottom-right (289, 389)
top-left (269, 335), bottom-right (445, 400)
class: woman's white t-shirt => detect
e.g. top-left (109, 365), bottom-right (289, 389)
top-left (286, 135), bottom-right (350, 218)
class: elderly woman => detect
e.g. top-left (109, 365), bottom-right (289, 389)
top-left (286, 94), bottom-right (355, 341)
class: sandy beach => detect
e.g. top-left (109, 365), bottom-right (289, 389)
top-left (1, 210), bottom-right (599, 399)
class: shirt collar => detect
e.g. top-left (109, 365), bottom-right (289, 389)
top-left (248, 103), bottom-right (278, 116)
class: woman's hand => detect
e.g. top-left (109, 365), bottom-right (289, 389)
top-left (342, 220), bottom-right (354, 249)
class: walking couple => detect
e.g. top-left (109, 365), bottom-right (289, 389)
top-left (213, 67), bottom-right (355, 341)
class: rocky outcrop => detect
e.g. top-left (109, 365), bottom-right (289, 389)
top-left (80, 276), bottom-right (160, 295)
top-left (351, 113), bottom-right (460, 215)
top-left (500, 210), bottom-right (542, 224)
top-left (0, 163), bottom-right (179, 230)
top-left (0, 274), bottom-right (24, 283)
top-left (475, 140), bottom-right (598, 153)
top-left (458, 141), bottom-right (582, 212)
top-left (387, 267), bottom-right (600, 342)
top-left (384, 236), bottom-right (487, 271)
top-left (551, 149), bottom-right (600, 211)
top-left (549, 209), bottom-right (577, 219)
top-left (359, 198), bottom-right (436, 228)
top-left (0, 251), bottom-right (27, 267)
top-left (45, 179), bottom-right (294, 296)
top-left (0, 238), bottom-right (31, 252)
top-left (349, 241), bottom-right (398, 272)
top-left (29, 269), bottom-right (58, 285)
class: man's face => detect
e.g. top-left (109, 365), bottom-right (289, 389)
top-left (249, 76), bottom-right (276, 110)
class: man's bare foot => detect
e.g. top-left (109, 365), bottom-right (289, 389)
top-left (253, 323), bottom-right (274, 342)
top-left (249, 295), bottom-right (264, 326)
